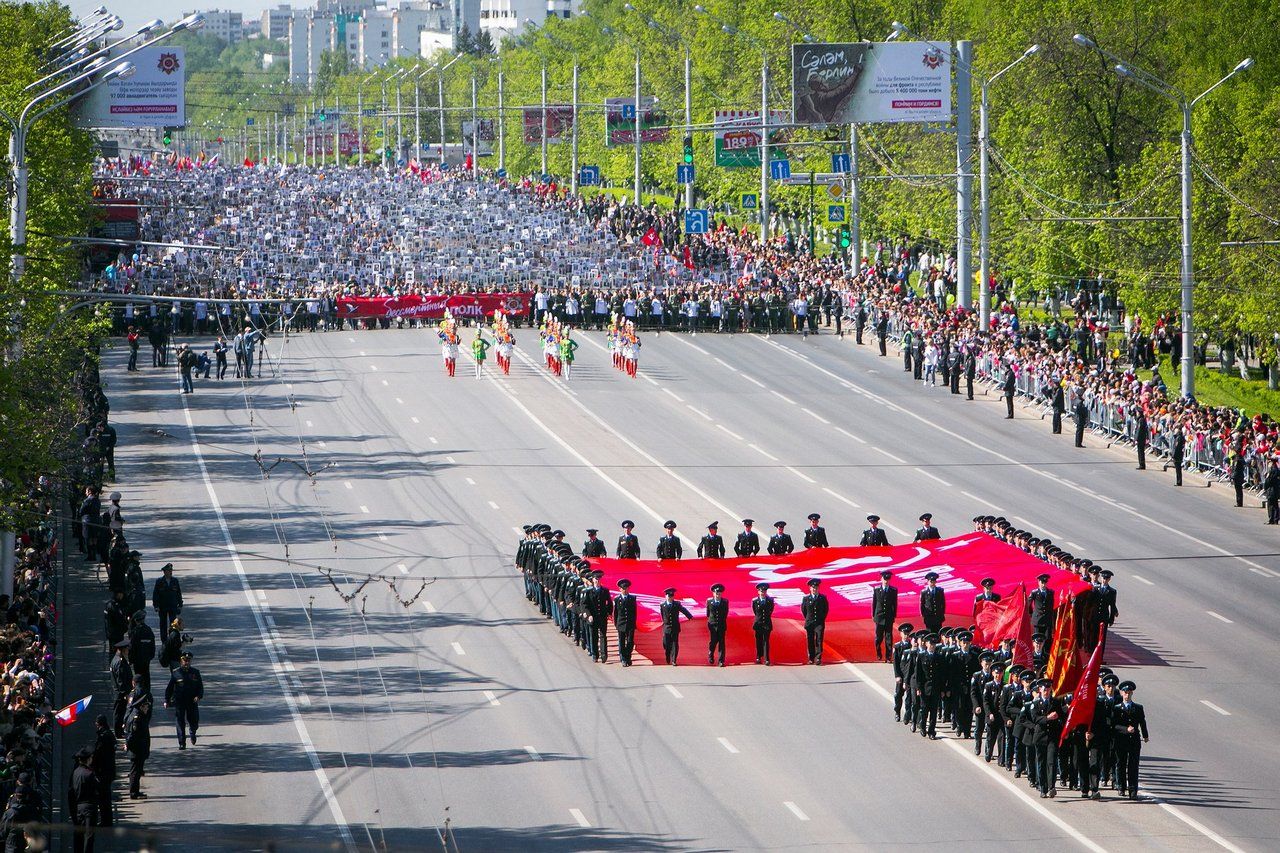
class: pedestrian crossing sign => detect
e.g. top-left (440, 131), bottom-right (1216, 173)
top-left (827, 204), bottom-right (849, 224)
top-left (740, 192), bottom-right (758, 210)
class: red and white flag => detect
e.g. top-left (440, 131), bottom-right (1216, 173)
top-left (641, 227), bottom-right (660, 247)
top-left (55, 695), bottom-right (92, 727)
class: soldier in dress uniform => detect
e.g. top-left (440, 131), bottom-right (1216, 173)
top-left (751, 583), bottom-right (775, 665)
top-left (802, 513), bottom-right (828, 548)
top-left (892, 623), bottom-right (914, 722)
top-left (951, 631), bottom-right (980, 738)
top-left (767, 521), bottom-right (794, 555)
top-left (613, 579), bottom-right (637, 666)
top-left (1031, 634), bottom-right (1048, 670)
top-left (801, 578), bottom-right (829, 664)
top-left (913, 633), bottom-right (945, 739)
top-left (919, 571), bottom-right (946, 636)
top-left (871, 570), bottom-right (899, 661)
top-left (616, 520), bottom-right (641, 559)
top-left (860, 514), bottom-right (889, 546)
top-left (706, 583), bottom-right (729, 666)
top-left (1029, 574), bottom-right (1055, 639)
top-left (697, 522), bottom-right (726, 558)
top-left (1029, 678), bottom-right (1065, 798)
top-left (659, 588), bottom-right (693, 665)
top-left (587, 571), bottom-right (613, 663)
top-left (970, 652), bottom-right (995, 755)
top-left (734, 519), bottom-right (761, 557)
top-left (913, 513), bottom-right (941, 542)
top-left (1097, 673), bottom-right (1121, 789)
top-left (1095, 570), bottom-right (1118, 630)
top-left (1112, 680), bottom-right (1149, 799)
top-left (983, 660), bottom-right (1006, 763)
top-left (656, 520), bottom-right (682, 560)
top-left (973, 576), bottom-right (1002, 618)
top-left (582, 529), bottom-right (607, 558)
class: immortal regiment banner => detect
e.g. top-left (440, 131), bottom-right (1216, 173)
top-left (792, 41), bottom-right (951, 126)
top-left (522, 106), bottom-right (575, 144)
top-left (336, 292), bottom-right (532, 320)
top-left (713, 109), bottom-right (791, 168)
top-left (605, 97), bottom-right (669, 147)
top-left (586, 536), bottom-right (1091, 664)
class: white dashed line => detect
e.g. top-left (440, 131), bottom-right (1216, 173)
top-left (370, 364), bottom-right (378, 371)
top-left (255, 589), bottom-right (267, 602)
top-left (785, 466), bottom-right (816, 484)
top-left (348, 337), bottom-right (355, 342)
top-left (783, 802), bottom-right (810, 821)
top-left (801, 407), bottom-right (830, 424)
top-left (422, 601), bottom-right (437, 613)
top-left (1200, 700), bottom-right (1231, 716)
top-left (716, 424), bottom-right (744, 441)
top-left (665, 684), bottom-right (683, 699)
top-left (663, 388), bottom-right (685, 403)
top-left (451, 642), bottom-right (466, 655)
top-left (748, 443), bottom-right (778, 461)
top-left (962, 490), bottom-right (999, 510)
top-left (524, 746), bottom-right (541, 760)
top-left (1206, 611), bottom-right (1233, 624)
top-left (297, 692), bottom-right (311, 707)
top-left (488, 500), bottom-right (500, 510)
top-left (836, 426), bottom-right (867, 444)
top-left (1066, 540), bottom-right (1085, 551)
top-left (1131, 575), bottom-right (1154, 586)
top-left (717, 737), bottom-right (740, 754)
top-left (714, 357), bottom-right (739, 372)
top-left (822, 487), bottom-right (861, 508)
top-left (283, 660), bottom-right (296, 672)
top-left (769, 389), bottom-right (797, 405)
top-left (871, 446), bottom-right (906, 463)
top-left (317, 441), bottom-right (326, 448)
top-left (359, 505), bottom-right (370, 514)
top-left (915, 467), bottom-right (952, 487)
top-left (1013, 516), bottom-right (1057, 539)
top-left (686, 404), bottom-right (713, 422)
top-left (512, 526), bottom-right (524, 534)
top-left (742, 374), bottom-right (766, 388)
top-left (397, 564), bottom-right (408, 574)
top-left (381, 379), bottom-right (388, 386)
top-left (484, 690), bottom-right (500, 706)
top-left (395, 397), bottom-right (404, 404)
top-left (641, 373), bottom-right (659, 386)
top-left (446, 456), bottom-right (455, 464)
top-left (569, 808), bottom-right (591, 828)
top-left (377, 532), bottom-right (387, 542)
top-left (465, 477), bottom-right (476, 485)
top-left (344, 481), bottom-right (353, 490)
top-left (305, 420), bottom-right (313, 427)
top-left (411, 416), bottom-right (420, 424)
top-left (359, 350), bottom-right (366, 356)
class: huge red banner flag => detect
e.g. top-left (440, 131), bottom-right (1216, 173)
top-left (1060, 625), bottom-right (1107, 745)
top-left (973, 582), bottom-right (1035, 669)
top-left (584, 535), bottom-right (1088, 665)
top-left (336, 292), bottom-right (533, 321)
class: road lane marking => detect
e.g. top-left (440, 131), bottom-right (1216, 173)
top-left (1206, 611), bottom-right (1233, 624)
top-left (369, 364), bottom-right (378, 371)
top-left (822, 487), bottom-right (860, 509)
top-left (801, 407), bottom-right (830, 424)
top-left (663, 388), bottom-right (685, 403)
top-left (569, 809), bottom-right (591, 828)
top-left (422, 601), bottom-right (437, 613)
top-left (446, 456), bottom-right (455, 464)
top-left (397, 564), bottom-right (408, 574)
top-left (255, 589), bottom-right (267, 601)
top-left (344, 481), bottom-right (353, 490)
top-left (1151, 799), bottom-right (1246, 853)
top-left (488, 500), bottom-right (500, 510)
top-left (348, 337), bottom-right (355, 342)
top-left (395, 397), bottom-right (404, 404)
top-left (451, 642), bottom-right (466, 655)
top-left (915, 467), bottom-right (952, 487)
top-left (686, 404), bottom-right (713, 421)
top-left (411, 416), bottom-right (420, 424)
top-left (714, 357), bottom-right (739, 372)
top-left (717, 737), bottom-right (740, 754)
top-left (524, 746), bottom-right (541, 760)
top-left (1012, 516), bottom-right (1057, 539)
top-left (717, 424), bottom-right (744, 441)
top-left (484, 690), bottom-right (500, 706)
top-left (673, 335), bottom-right (710, 355)
top-left (748, 443), bottom-right (778, 461)
top-left (1200, 700), bottom-right (1231, 716)
top-left (317, 441), bottom-right (326, 447)
top-left (962, 490), bottom-right (999, 510)
top-left (742, 374), bottom-right (766, 388)
top-left (641, 373), bottom-right (659, 386)
top-left (665, 684), bottom-right (683, 699)
top-left (429, 436), bottom-right (438, 444)
top-left (783, 802), bottom-right (810, 821)
top-left (297, 692), bottom-right (312, 707)
top-left (359, 351), bottom-right (367, 356)
top-left (381, 379), bottom-right (388, 386)
top-left (785, 466), bottom-right (816, 484)
top-left (377, 532), bottom-right (387, 542)
top-left (305, 420), bottom-right (313, 427)
top-left (770, 389), bottom-right (797, 405)
top-left (1131, 575), bottom-right (1154, 586)
top-left (871, 446), bottom-right (906, 463)
top-left (359, 505), bottom-right (370, 514)
top-left (836, 426), bottom-right (867, 444)
top-left (465, 477), bottom-right (476, 485)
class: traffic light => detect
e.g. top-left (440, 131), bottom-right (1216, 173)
top-left (838, 225), bottom-right (851, 250)
top-left (318, 111), bottom-right (327, 123)
top-left (162, 131), bottom-right (172, 146)
top-left (682, 135), bottom-right (693, 164)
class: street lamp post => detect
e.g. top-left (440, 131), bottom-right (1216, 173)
top-left (434, 54), bottom-right (463, 166)
top-left (1076, 34), bottom-right (1254, 399)
top-left (627, 4), bottom-right (695, 210)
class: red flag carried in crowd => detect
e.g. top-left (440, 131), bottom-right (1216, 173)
top-left (682, 245), bottom-right (696, 270)
top-left (1059, 625), bottom-right (1106, 745)
top-left (1046, 597), bottom-right (1081, 694)
top-left (974, 582), bottom-right (1033, 668)
top-left (641, 227), bottom-right (660, 247)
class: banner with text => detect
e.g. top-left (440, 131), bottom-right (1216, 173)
top-left (337, 292), bottom-right (532, 321)
top-left (792, 41), bottom-right (951, 126)
top-left (713, 109), bottom-right (791, 168)
top-left (76, 46), bottom-right (186, 129)
top-left (605, 97), bottom-right (669, 147)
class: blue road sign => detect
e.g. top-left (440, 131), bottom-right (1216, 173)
top-left (621, 103), bottom-right (636, 120)
top-left (496, 168), bottom-right (507, 179)
top-left (769, 159), bottom-right (791, 181)
top-left (245, 117), bottom-right (255, 127)
top-left (684, 208), bottom-right (710, 234)
top-left (676, 164), bottom-right (695, 185)
top-left (831, 152), bottom-right (851, 174)
top-left (827, 203), bottom-right (849, 224)
top-left (362, 108), bottom-right (376, 117)
top-left (540, 173), bottom-right (551, 183)
top-left (740, 192), bottom-right (759, 210)
top-left (579, 165), bottom-right (600, 186)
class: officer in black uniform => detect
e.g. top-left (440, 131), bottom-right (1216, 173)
top-left (734, 519), bottom-right (760, 556)
top-left (1003, 365), bottom-right (1017, 418)
top-left (860, 515), bottom-right (889, 546)
top-left (1112, 680), bottom-right (1149, 799)
top-left (616, 520), bottom-right (640, 559)
top-left (802, 513), bottom-right (828, 548)
top-left (751, 582), bottom-right (775, 665)
top-left (974, 576), bottom-right (1002, 615)
top-left (767, 521), bottom-right (794, 555)
top-left (854, 301), bottom-right (866, 344)
top-left (1135, 410), bottom-right (1149, 468)
top-left (919, 571), bottom-right (946, 636)
top-left (68, 746), bottom-right (99, 853)
top-left (970, 652), bottom-right (995, 754)
top-left (1029, 574), bottom-right (1055, 639)
top-left (984, 660), bottom-right (1007, 763)
top-left (876, 312), bottom-right (889, 356)
top-left (1074, 393), bottom-right (1089, 447)
top-left (656, 520), bottom-right (682, 560)
top-left (659, 588), bottom-right (693, 665)
top-left (801, 578), bottom-right (829, 664)
top-left (697, 522), bottom-right (725, 558)
top-left (164, 651), bottom-right (204, 749)
top-left (1095, 570), bottom-right (1118, 630)
top-left (1051, 382), bottom-right (1065, 434)
top-left (871, 570), bottom-right (898, 661)
top-left (705, 583), bottom-right (729, 666)
top-left (892, 623), bottom-right (914, 721)
top-left (1029, 678), bottom-right (1065, 798)
top-left (914, 513), bottom-right (941, 542)
top-left (965, 347), bottom-right (977, 400)
top-left (582, 529), bottom-right (607, 558)
top-left (913, 633), bottom-right (944, 739)
top-left (613, 579), bottom-right (637, 666)
top-left (951, 630), bottom-right (980, 738)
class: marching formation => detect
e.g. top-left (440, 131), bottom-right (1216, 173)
top-left (539, 318), bottom-right (578, 379)
top-left (609, 320), bottom-right (642, 378)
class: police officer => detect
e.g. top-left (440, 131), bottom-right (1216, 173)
top-left (802, 513), bottom-right (828, 548)
top-left (919, 571), bottom-right (946, 636)
top-left (126, 611), bottom-right (156, 691)
top-left (871, 570), bottom-right (898, 661)
top-left (616, 520), bottom-right (640, 559)
top-left (1051, 381), bottom-right (1065, 434)
top-left (164, 651), bottom-right (204, 749)
top-left (801, 578), bottom-right (829, 665)
top-left (92, 714), bottom-right (117, 828)
top-left (1002, 365), bottom-right (1017, 418)
top-left (705, 584), bottom-right (729, 666)
top-left (913, 634), bottom-right (945, 739)
top-left (970, 652), bottom-right (995, 755)
top-left (67, 746), bottom-right (98, 853)
top-left (656, 520), bottom-right (682, 560)
top-left (1074, 392), bottom-right (1090, 447)
top-left (1029, 678), bottom-right (1065, 798)
top-left (751, 582), bottom-right (775, 665)
top-left (767, 521), bottom-right (794, 555)
top-left (1135, 410), bottom-right (1150, 469)
top-left (892, 623), bottom-right (914, 722)
top-left (983, 661), bottom-right (1007, 763)
top-left (734, 519), bottom-right (760, 556)
top-left (860, 515), bottom-right (889, 546)
top-left (587, 571), bottom-right (613, 663)
top-left (613, 579), bottom-right (637, 666)
top-left (110, 640), bottom-right (133, 738)
top-left (151, 563), bottom-right (183, 644)
top-left (123, 676), bottom-right (152, 799)
top-left (974, 577), bottom-right (1002, 619)
top-left (1112, 680), bottom-right (1148, 799)
top-left (582, 528), bottom-right (607, 558)
top-left (914, 513), bottom-right (941, 542)
top-left (876, 311), bottom-right (889, 356)
top-left (697, 522), bottom-right (726, 558)
top-left (659, 588), bottom-right (693, 665)
top-left (1029, 573), bottom-right (1055, 639)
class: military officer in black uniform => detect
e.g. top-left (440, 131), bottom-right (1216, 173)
top-left (951, 630), bottom-right (980, 738)
top-left (871, 570), bottom-right (899, 661)
top-left (802, 513), bottom-right (828, 548)
top-left (860, 514), bottom-right (889, 546)
top-left (970, 652), bottom-right (995, 755)
top-left (1112, 680), bottom-right (1148, 799)
top-left (697, 522), bottom-right (726, 558)
top-left (1095, 570), bottom-right (1118, 630)
top-left (964, 346), bottom-right (977, 400)
top-left (659, 587), bottom-right (693, 665)
top-left (1029, 573), bottom-right (1055, 639)
top-left (876, 312), bottom-right (889, 356)
top-left (751, 582), bottom-right (775, 665)
top-left (582, 529), bottom-right (607, 558)
top-left (705, 583), bottom-right (729, 666)
top-left (656, 520), bottom-right (682, 560)
top-left (734, 519), bottom-right (760, 557)
top-left (1073, 392), bottom-right (1090, 447)
top-left (1135, 411), bottom-right (1149, 468)
top-left (919, 571), bottom-right (946, 636)
top-left (892, 623), bottom-right (914, 721)
top-left (973, 576), bottom-right (1001, 617)
top-left (1051, 382), bottom-right (1065, 434)
top-left (767, 521), bottom-right (794, 555)
top-left (913, 633), bottom-right (945, 738)
top-left (1029, 678), bottom-right (1065, 797)
top-left (1002, 365), bottom-right (1017, 418)
top-left (801, 578), bottom-right (829, 664)
top-left (587, 572), bottom-right (614, 663)
top-left (613, 579), bottom-right (637, 666)
top-left (913, 512), bottom-right (941, 542)
top-left (616, 520), bottom-right (640, 559)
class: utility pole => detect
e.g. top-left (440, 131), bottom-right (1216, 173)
top-left (633, 46), bottom-right (642, 205)
top-left (540, 61), bottom-right (548, 176)
top-left (570, 63), bottom-right (579, 194)
top-left (955, 40), bottom-right (974, 311)
top-left (849, 123), bottom-right (860, 267)
top-left (759, 52), bottom-right (769, 242)
top-left (497, 70), bottom-right (505, 172)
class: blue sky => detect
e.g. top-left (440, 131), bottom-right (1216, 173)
top-left (69, 0), bottom-right (274, 37)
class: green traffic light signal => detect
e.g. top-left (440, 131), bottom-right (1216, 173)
top-left (163, 133), bottom-right (172, 146)
top-left (682, 135), bottom-right (693, 164)
top-left (838, 226), bottom-right (851, 249)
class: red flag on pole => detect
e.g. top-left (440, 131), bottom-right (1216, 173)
top-left (1059, 625), bottom-right (1106, 745)
top-left (973, 582), bottom-right (1031, 669)
top-left (641, 227), bottom-right (660, 247)
top-left (682, 245), bottom-right (695, 270)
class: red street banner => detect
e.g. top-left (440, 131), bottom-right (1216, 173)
top-left (584, 535), bottom-right (1089, 665)
top-left (336, 293), bottom-right (532, 321)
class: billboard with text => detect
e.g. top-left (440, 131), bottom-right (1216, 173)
top-left (76, 46), bottom-right (186, 129)
top-left (792, 42), bottom-right (950, 126)
top-left (713, 109), bottom-right (790, 168)
top-left (522, 106), bottom-right (575, 145)
top-left (605, 96), bottom-right (668, 147)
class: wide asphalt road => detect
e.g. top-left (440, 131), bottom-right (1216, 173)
top-left (91, 322), bottom-right (1276, 852)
